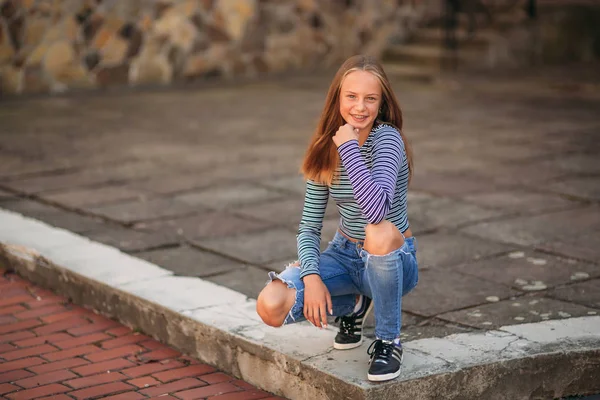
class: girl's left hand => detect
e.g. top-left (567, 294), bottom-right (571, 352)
top-left (333, 123), bottom-right (359, 147)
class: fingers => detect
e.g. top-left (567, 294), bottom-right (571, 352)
top-left (326, 292), bottom-right (333, 316)
top-left (304, 303), bottom-right (327, 328)
top-left (319, 302), bottom-right (328, 328)
top-left (304, 304), bottom-right (318, 327)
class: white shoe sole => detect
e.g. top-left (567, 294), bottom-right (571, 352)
top-left (333, 339), bottom-right (363, 350)
top-left (367, 368), bottom-right (402, 382)
top-left (333, 300), bottom-right (374, 350)
top-left (367, 353), bottom-right (403, 382)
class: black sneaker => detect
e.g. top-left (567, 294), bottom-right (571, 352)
top-left (333, 296), bottom-right (373, 350)
top-left (367, 339), bottom-right (403, 382)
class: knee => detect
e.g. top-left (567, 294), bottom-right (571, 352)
top-left (256, 282), bottom-right (291, 327)
top-left (364, 220), bottom-right (404, 255)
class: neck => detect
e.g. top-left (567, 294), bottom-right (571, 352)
top-left (358, 124), bottom-right (374, 146)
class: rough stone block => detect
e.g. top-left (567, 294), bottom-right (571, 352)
top-left (58, 252), bottom-right (173, 287)
top-left (118, 275), bottom-right (247, 312)
top-left (500, 315), bottom-right (600, 344)
top-left (189, 299), bottom-right (263, 332)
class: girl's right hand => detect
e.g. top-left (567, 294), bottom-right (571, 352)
top-left (303, 275), bottom-right (333, 328)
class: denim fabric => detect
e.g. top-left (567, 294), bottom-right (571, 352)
top-left (267, 230), bottom-right (418, 340)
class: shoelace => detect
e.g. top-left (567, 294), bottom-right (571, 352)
top-left (334, 315), bottom-right (358, 336)
top-left (367, 340), bottom-right (394, 364)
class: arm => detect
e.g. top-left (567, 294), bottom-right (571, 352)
top-left (337, 127), bottom-right (404, 224)
top-left (297, 179), bottom-right (329, 279)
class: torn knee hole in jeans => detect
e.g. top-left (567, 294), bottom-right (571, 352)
top-left (266, 270), bottom-right (301, 325)
top-left (286, 260), bottom-right (301, 268)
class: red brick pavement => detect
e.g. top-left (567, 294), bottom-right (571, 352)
top-left (0, 268), bottom-right (285, 400)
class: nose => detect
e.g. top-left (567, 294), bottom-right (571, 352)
top-left (355, 99), bottom-right (366, 111)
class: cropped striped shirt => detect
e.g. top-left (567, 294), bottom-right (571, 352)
top-left (297, 123), bottom-right (410, 279)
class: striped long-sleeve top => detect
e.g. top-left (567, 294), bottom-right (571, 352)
top-left (297, 123), bottom-right (410, 279)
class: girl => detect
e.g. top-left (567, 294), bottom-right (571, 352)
top-left (256, 55), bottom-right (418, 382)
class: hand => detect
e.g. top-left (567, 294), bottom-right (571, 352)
top-left (303, 275), bottom-right (333, 328)
top-left (332, 123), bottom-right (359, 148)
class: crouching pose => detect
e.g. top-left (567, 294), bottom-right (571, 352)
top-left (256, 55), bottom-right (418, 382)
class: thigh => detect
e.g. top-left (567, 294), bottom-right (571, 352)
top-left (318, 244), bottom-right (361, 297)
top-left (359, 237), bottom-right (419, 297)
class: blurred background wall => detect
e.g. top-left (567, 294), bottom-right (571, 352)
top-left (0, 0), bottom-right (598, 96)
top-left (0, 0), bottom-right (427, 95)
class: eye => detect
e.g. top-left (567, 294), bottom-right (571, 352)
top-left (347, 94), bottom-right (356, 99)
top-left (367, 97), bottom-right (377, 101)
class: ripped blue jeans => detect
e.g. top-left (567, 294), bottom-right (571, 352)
top-left (267, 231), bottom-right (418, 341)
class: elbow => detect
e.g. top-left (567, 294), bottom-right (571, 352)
top-left (367, 214), bottom-right (385, 225)
top-left (365, 201), bottom-right (390, 224)
top-left (366, 209), bottom-right (387, 225)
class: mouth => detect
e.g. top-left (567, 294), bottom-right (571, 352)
top-left (351, 114), bottom-right (369, 123)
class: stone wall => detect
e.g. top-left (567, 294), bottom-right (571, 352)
top-left (0, 0), bottom-right (419, 96)
top-left (485, 2), bottom-right (600, 69)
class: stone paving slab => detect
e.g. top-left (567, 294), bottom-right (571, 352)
top-left (83, 226), bottom-right (181, 253)
top-left (31, 212), bottom-right (108, 235)
top-left (193, 228), bottom-right (299, 266)
top-left (39, 184), bottom-right (151, 208)
top-left (415, 232), bottom-right (516, 269)
top-left (461, 205), bottom-right (600, 247)
top-left (1, 209), bottom-right (599, 399)
top-left (438, 295), bottom-right (599, 330)
top-left (135, 245), bottom-right (246, 278)
top-left (2, 160), bottom-right (175, 194)
top-left (409, 169), bottom-right (513, 197)
top-left (0, 188), bottom-right (14, 200)
top-left (1, 64), bottom-right (600, 398)
top-left (172, 183), bottom-right (290, 211)
top-left (537, 230), bottom-right (600, 265)
top-left (255, 176), bottom-right (307, 196)
top-left (452, 249), bottom-right (600, 291)
top-left (204, 265), bottom-right (271, 299)
top-left (407, 196), bottom-right (509, 233)
top-left (547, 279), bottom-right (600, 310)
top-left (232, 196), bottom-right (339, 228)
top-left (135, 211), bottom-right (275, 241)
top-left (88, 198), bottom-right (202, 224)
top-left (0, 270), bottom-right (281, 400)
top-left (462, 189), bottom-right (581, 214)
top-left (544, 176), bottom-right (600, 202)
top-left (402, 268), bottom-right (522, 317)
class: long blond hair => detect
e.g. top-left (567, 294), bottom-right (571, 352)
top-left (301, 55), bottom-right (413, 185)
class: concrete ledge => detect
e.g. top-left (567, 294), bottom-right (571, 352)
top-left (1, 208), bottom-right (600, 399)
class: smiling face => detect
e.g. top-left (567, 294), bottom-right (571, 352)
top-left (339, 70), bottom-right (383, 135)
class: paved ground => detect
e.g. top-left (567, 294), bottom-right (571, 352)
top-left (0, 267), bottom-right (283, 400)
top-left (0, 62), bottom-right (599, 347)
